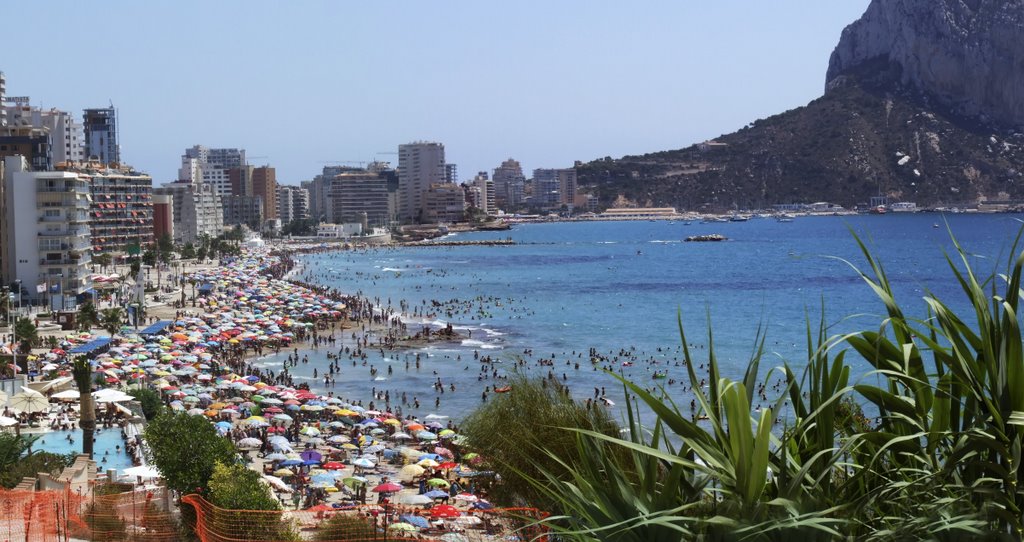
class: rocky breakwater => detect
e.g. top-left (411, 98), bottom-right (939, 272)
top-left (826, 0), bottom-right (1024, 127)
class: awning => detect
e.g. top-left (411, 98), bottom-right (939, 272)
top-left (68, 337), bottom-right (113, 356)
top-left (139, 320), bottom-right (173, 337)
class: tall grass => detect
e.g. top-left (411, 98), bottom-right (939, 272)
top-left (522, 229), bottom-right (1024, 540)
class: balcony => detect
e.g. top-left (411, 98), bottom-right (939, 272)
top-left (38, 227), bottom-right (90, 237)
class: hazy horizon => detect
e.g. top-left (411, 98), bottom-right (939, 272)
top-left (3, 1), bottom-right (870, 185)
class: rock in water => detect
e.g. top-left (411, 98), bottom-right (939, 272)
top-left (826, 0), bottom-right (1024, 127)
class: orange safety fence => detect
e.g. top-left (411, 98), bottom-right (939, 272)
top-left (66, 482), bottom-right (179, 541)
top-left (0, 488), bottom-right (83, 542)
top-left (182, 494), bottom-right (550, 542)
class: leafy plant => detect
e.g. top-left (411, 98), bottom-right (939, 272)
top-left (144, 412), bottom-right (237, 496)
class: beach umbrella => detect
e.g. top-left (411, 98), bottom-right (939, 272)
top-left (279, 459), bottom-right (303, 467)
top-left (416, 430), bottom-right (437, 441)
top-left (452, 515), bottom-right (482, 527)
top-left (50, 389), bottom-right (81, 400)
top-left (0, 416), bottom-right (18, 427)
top-left (390, 432), bottom-right (413, 441)
top-left (352, 457), bottom-right (376, 469)
top-left (299, 426), bottom-right (320, 436)
top-left (424, 489), bottom-right (449, 499)
top-left (237, 437), bottom-right (262, 449)
top-left (453, 492), bottom-right (479, 503)
top-left (399, 464), bottom-right (426, 480)
top-left (300, 450), bottom-right (322, 463)
top-left (341, 476), bottom-right (367, 489)
top-left (399, 515), bottom-right (431, 529)
top-left (265, 452), bottom-right (288, 461)
top-left (387, 523), bottom-right (417, 533)
top-left (373, 482), bottom-right (402, 493)
top-left (426, 478), bottom-right (450, 488)
top-left (273, 468), bottom-right (294, 477)
top-left (399, 494), bottom-right (433, 505)
top-left (8, 392), bottom-right (48, 413)
top-left (430, 504), bottom-right (461, 518)
top-left (322, 461), bottom-right (344, 470)
top-left (263, 475), bottom-right (293, 493)
top-left (418, 458), bottom-right (439, 468)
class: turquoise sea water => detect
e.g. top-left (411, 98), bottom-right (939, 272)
top-left (260, 214), bottom-right (1024, 421)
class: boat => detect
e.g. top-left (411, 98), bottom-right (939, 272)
top-left (729, 215), bottom-right (749, 222)
top-left (494, 386), bottom-right (512, 393)
top-left (652, 372), bottom-right (667, 379)
top-left (685, 234), bottom-right (727, 242)
top-left (870, 205), bottom-right (887, 215)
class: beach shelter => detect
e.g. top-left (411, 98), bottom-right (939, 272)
top-left (373, 482), bottom-right (402, 493)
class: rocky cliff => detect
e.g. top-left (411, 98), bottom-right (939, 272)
top-left (575, 0), bottom-right (1024, 211)
top-left (826, 0), bottom-right (1024, 127)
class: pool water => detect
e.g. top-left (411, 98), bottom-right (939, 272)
top-left (27, 427), bottom-right (135, 472)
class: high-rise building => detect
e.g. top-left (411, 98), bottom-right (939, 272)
top-left (277, 186), bottom-right (310, 224)
top-left (222, 195), bottom-right (264, 228)
top-left (423, 183), bottom-right (467, 224)
top-left (532, 168), bottom-right (577, 209)
top-left (2, 156), bottom-right (92, 309)
top-left (73, 163), bottom-right (154, 253)
top-left (155, 182), bottom-right (224, 243)
top-left (0, 71), bottom-right (6, 128)
top-left (83, 107), bottom-right (119, 165)
top-left (332, 171), bottom-right (389, 227)
top-left (399, 142), bottom-right (446, 224)
top-left (469, 172), bottom-right (495, 215)
top-left (251, 166), bottom-right (277, 220)
top-left (2, 106), bottom-right (83, 165)
top-left (179, 145), bottom-right (245, 196)
top-left (152, 194), bottom-right (173, 241)
top-left (445, 163), bottom-right (458, 184)
top-left (493, 158), bottom-right (526, 210)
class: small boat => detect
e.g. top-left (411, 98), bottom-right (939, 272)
top-left (932, 223), bottom-right (940, 228)
top-left (729, 215), bottom-right (749, 222)
top-left (652, 372), bottom-right (667, 379)
top-left (494, 386), bottom-right (512, 393)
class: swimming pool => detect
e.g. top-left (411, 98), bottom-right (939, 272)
top-left (26, 427), bottom-right (136, 472)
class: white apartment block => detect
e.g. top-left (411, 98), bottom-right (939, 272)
top-left (155, 182), bottom-right (224, 243)
top-left (2, 156), bottom-right (92, 309)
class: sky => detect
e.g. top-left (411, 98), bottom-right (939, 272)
top-left (4, 1), bottom-right (871, 185)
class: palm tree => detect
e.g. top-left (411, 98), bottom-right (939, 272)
top-left (77, 300), bottom-right (99, 331)
top-left (71, 356), bottom-right (95, 458)
top-left (100, 308), bottom-right (123, 337)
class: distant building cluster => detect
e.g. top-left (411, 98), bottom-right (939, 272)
top-left (1, 71), bottom-right (154, 310)
top-left (0, 68), bottom-right (587, 308)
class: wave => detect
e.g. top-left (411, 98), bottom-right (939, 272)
top-left (461, 339), bottom-right (502, 350)
top-left (381, 267), bottom-right (404, 272)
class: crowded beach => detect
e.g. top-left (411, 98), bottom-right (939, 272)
top-left (1, 246), bottom-right (506, 538)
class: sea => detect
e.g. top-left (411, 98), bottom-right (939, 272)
top-left (255, 213), bottom-right (1024, 422)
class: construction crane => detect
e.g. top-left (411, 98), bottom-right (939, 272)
top-left (320, 160), bottom-right (367, 167)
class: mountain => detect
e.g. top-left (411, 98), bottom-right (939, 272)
top-left (577, 0), bottom-right (1024, 211)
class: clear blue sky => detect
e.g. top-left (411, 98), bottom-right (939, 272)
top-left (4, 1), bottom-right (870, 184)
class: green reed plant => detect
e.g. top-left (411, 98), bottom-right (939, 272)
top-left (516, 227), bottom-right (1024, 540)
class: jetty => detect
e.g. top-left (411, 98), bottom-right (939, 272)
top-left (407, 239), bottom-right (516, 247)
